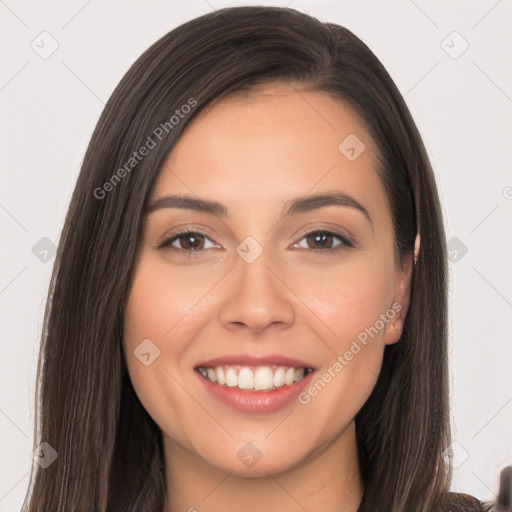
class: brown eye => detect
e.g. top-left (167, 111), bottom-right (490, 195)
top-left (294, 230), bottom-right (353, 252)
top-left (306, 232), bottom-right (335, 249)
top-left (157, 231), bottom-right (217, 252)
top-left (176, 233), bottom-right (205, 250)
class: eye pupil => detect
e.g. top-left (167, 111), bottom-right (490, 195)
top-left (307, 232), bottom-right (332, 249)
top-left (182, 234), bottom-right (204, 250)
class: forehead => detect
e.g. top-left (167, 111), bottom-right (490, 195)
top-left (152, 83), bottom-right (386, 217)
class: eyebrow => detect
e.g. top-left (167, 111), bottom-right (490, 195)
top-left (146, 191), bottom-right (373, 228)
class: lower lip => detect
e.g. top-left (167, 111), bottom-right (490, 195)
top-left (195, 370), bottom-right (316, 414)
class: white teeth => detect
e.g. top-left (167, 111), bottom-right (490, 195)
top-left (238, 368), bottom-right (254, 390)
top-left (199, 364), bottom-right (312, 391)
top-left (254, 367), bottom-right (274, 390)
top-left (225, 367), bottom-right (238, 387)
top-left (273, 367), bottom-right (285, 387)
top-left (284, 367), bottom-right (295, 385)
top-left (215, 367), bottom-right (225, 385)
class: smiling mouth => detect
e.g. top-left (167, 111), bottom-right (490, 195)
top-left (195, 365), bottom-right (315, 392)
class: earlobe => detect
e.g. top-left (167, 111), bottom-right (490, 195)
top-left (385, 317), bottom-right (405, 345)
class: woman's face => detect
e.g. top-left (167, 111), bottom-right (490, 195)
top-left (124, 83), bottom-right (412, 477)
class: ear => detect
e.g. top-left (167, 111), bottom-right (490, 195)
top-left (382, 234), bottom-right (419, 345)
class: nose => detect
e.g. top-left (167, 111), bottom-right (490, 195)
top-left (218, 251), bottom-right (296, 335)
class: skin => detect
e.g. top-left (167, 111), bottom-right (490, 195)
top-left (124, 82), bottom-right (414, 512)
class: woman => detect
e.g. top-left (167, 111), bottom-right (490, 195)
top-left (23, 6), bottom-right (510, 512)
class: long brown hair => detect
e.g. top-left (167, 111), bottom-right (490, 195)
top-left (23, 6), bottom-right (503, 511)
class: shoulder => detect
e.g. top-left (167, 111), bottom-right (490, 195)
top-left (437, 492), bottom-right (492, 512)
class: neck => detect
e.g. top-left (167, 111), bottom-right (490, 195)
top-left (163, 421), bottom-right (364, 512)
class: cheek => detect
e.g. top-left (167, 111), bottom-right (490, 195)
top-left (293, 267), bottom-right (393, 430)
top-left (123, 259), bottom-right (216, 425)
top-left (124, 257), bottom-right (215, 352)
top-left (291, 254), bottom-right (396, 347)
top-left (123, 257), bottom-right (204, 389)
top-left (123, 259), bottom-right (218, 448)
top-left (290, 256), bottom-right (395, 416)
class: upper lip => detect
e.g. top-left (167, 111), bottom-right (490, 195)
top-left (196, 354), bottom-right (317, 370)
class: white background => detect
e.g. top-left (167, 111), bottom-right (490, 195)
top-left (1, 1), bottom-right (511, 510)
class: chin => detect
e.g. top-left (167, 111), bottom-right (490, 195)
top-left (201, 447), bottom-right (305, 478)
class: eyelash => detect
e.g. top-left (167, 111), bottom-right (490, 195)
top-left (157, 227), bottom-right (354, 257)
